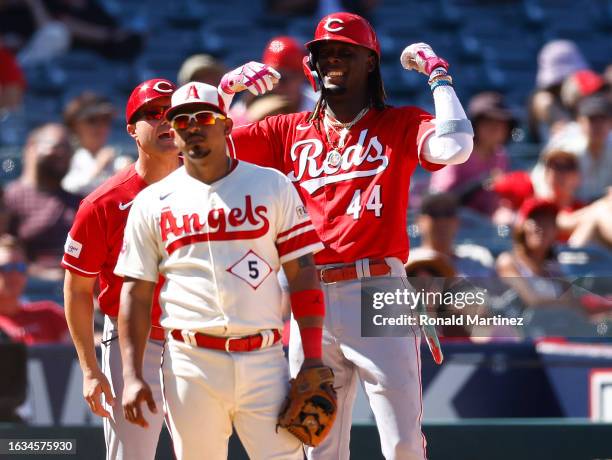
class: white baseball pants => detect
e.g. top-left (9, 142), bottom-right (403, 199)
top-left (101, 316), bottom-right (165, 460)
top-left (161, 338), bottom-right (303, 460)
top-left (290, 258), bottom-right (427, 460)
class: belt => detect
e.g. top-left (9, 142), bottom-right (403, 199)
top-left (170, 329), bottom-right (281, 352)
top-left (318, 259), bottom-right (391, 284)
top-left (149, 325), bottom-right (165, 341)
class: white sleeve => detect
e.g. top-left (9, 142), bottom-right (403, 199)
top-left (114, 196), bottom-right (161, 282)
top-left (421, 85), bottom-right (474, 165)
top-left (275, 177), bottom-right (324, 264)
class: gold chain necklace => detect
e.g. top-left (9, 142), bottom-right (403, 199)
top-left (322, 107), bottom-right (370, 167)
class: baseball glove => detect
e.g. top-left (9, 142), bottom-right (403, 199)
top-left (277, 366), bottom-right (337, 447)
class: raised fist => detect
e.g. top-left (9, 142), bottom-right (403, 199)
top-left (400, 43), bottom-right (449, 76)
top-left (219, 61), bottom-right (281, 96)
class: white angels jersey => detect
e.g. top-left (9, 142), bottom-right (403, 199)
top-left (114, 161), bottom-right (323, 336)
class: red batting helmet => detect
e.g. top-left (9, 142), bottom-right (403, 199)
top-left (305, 12), bottom-right (380, 58)
top-left (125, 78), bottom-right (176, 123)
top-left (263, 36), bottom-right (304, 72)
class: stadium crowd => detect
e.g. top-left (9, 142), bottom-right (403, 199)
top-left (0, 0), bottom-right (611, 348)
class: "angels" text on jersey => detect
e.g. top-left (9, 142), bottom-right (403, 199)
top-left (160, 196), bottom-right (270, 253)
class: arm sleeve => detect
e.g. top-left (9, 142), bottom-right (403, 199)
top-left (421, 85), bottom-right (474, 166)
top-left (113, 196), bottom-right (160, 282)
top-left (275, 176), bottom-right (324, 264)
top-left (403, 108), bottom-right (443, 172)
top-left (228, 116), bottom-right (285, 170)
top-left (61, 199), bottom-right (106, 277)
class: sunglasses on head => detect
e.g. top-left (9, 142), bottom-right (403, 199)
top-left (0, 262), bottom-right (27, 273)
top-left (137, 106), bottom-right (169, 122)
top-left (171, 111), bottom-right (226, 130)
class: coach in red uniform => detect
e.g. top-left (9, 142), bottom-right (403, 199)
top-left (62, 79), bottom-right (179, 460)
top-left (223, 13), bottom-right (473, 460)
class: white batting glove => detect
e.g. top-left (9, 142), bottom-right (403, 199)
top-left (219, 61), bottom-right (281, 96)
top-left (400, 43), bottom-right (449, 76)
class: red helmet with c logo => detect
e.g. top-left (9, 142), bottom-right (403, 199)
top-left (305, 12), bottom-right (380, 58)
top-left (125, 78), bottom-right (176, 123)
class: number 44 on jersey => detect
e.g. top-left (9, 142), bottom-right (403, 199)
top-left (346, 185), bottom-right (382, 220)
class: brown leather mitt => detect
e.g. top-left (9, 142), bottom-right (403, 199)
top-left (277, 366), bottom-right (337, 447)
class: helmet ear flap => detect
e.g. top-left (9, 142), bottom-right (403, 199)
top-left (302, 54), bottom-right (321, 92)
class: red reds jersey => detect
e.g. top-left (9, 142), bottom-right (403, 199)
top-left (61, 164), bottom-right (163, 324)
top-left (229, 107), bottom-right (441, 264)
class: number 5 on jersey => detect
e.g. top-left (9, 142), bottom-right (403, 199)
top-left (346, 185), bottom-right (382, 220)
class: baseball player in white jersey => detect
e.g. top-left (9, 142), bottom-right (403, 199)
top-left (114, 82), bottom-right (333, 460)
top-left (219, 12), bottom-right (474, 460)
top-left (63, 78), bottom-right (179, 460)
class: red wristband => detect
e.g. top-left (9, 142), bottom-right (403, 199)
top-left (300, 326), bottom-right (323, 359)
top-left (290, 289), bottom-right (325, 318)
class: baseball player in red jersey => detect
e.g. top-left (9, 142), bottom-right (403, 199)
top-left (221, 12), bottom-right (474, 460)
top-left (62, 79), bottom-right (179, 460)
top-left (114, 82), bottom-right (331, 459)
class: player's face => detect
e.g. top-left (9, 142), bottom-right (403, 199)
top-left (315, 41), bottom-right (375, 95)
top-left (170, 109), bottom-right (233, 163)
top-left (128, 97), bottom-right (177, 156)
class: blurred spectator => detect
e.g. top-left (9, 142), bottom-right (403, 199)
top-left (429, 92), bottom-right (514, 216)
top-left (177, 54), bottom-right (226, 86)
top-left (61, 92), bottom-right (119, 195)
top-left (4, 123), bottom-right (79, 278)
top-left (405, 248), bottom-right (455, 278)
top-left (533, 94), bottom-right (612, 202)
top-left (528, 39), bottom-right (589, 143)
top-left (413, 193), bottom-right (494, 277)
top-left (605, 63), bottom-right (612, 87)
top-left (261, 36), bottom-right (318, 113)
top-left (491, 171), bottom-right (534, 226)
top-left (45, 0), bottom-right (144, 61)
top-left (495, 198), bottom-right (569, 308)
top-left (539, 149), bottom-right (584, 243)
top-left (267, 0), bottom-right (378, 19)
top-left (540, 149), bottom-right (612, 248)
top-left (0, 43), bottom-right (25, 111)
top-left (0, 0), bottom-right (70, 66)
top-left (246, 94), bottom-right (294, 121)
top-left (0, 234), bottom-right (69, 345)
top-left (560, 69), bottom-right (607, 117)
